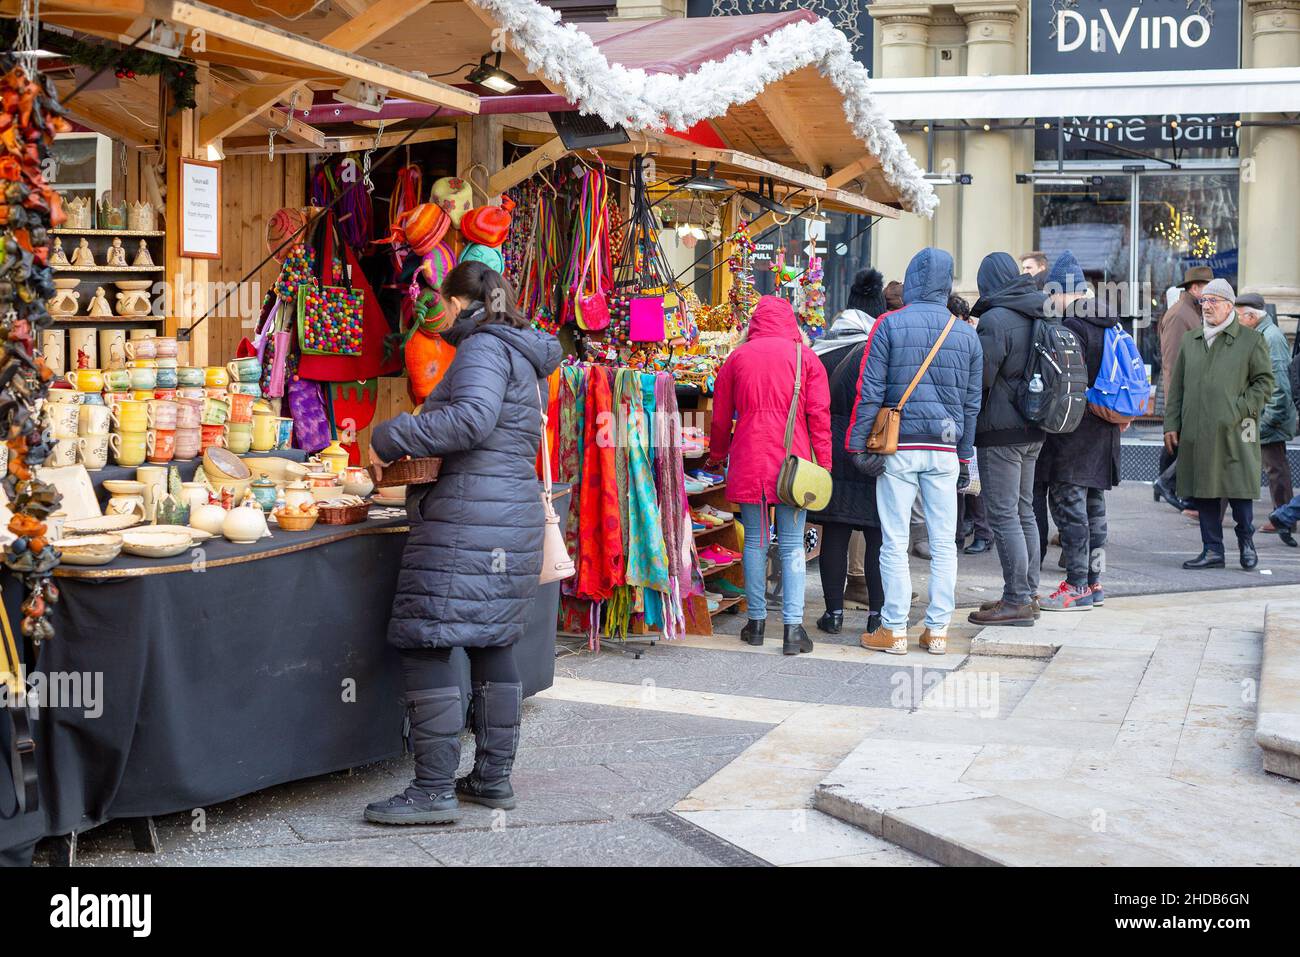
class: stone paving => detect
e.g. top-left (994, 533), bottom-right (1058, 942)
top-left (51, 483), bottom-right (1300, 867)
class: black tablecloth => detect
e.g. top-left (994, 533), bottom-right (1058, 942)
top-left (0, 485), bottom-right (567, 863)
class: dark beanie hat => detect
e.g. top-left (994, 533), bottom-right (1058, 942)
top-left (1047, 250), bottom-right (1086, 294)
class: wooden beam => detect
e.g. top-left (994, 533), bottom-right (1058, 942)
top-left (196, 0), bottom-right (438, 146)
top-left (221, 124), bottom-right (455, 155)
top-left (488, 136), bottom-right (567, 195)
top-left (60, 101), bottom-right (156, 148)
top-left (253, 108), bottom-right (327, 148)
top-left (599, 140), bottom-right (827, 193)
top-left (753, 87), bottom-right (823, 175)
top-left (825, 155), bottom-right (881, 191)
top-left (495, 113), bottom-right (559, 137)
top-left (816, 188), bottom-right (898, 219)
top-left (145, 0), bottom-right (479, 111)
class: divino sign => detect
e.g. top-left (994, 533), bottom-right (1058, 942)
top-left (1029, 0), bottom-right (1241, 74)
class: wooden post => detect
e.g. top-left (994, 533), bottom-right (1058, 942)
top-left (163, 67), bottom-right (211, 367)
top-left (462, 115), bottom-right (504, 201)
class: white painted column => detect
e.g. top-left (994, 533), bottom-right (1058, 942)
top-left (869, 4), bottom-right (935, 285)
top-left (1242, 0), bottom-right (1300, 328)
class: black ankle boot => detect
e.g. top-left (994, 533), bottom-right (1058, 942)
top-left (1183, 549), bottom-right (1225, 570)
top-left (365, 686), bottom-right (462, 825)
top-left (783, 624), bottom-right (813, 656)
top-left (1239, 538), bottom-right (1258, 570)
top-left (866, 612), bottom-right (881, 634)
top-left (457, 681), bottom-right (522, 810)
top-left (816, 610), bottom-right (843, 634)
top-left (741, 618), bottom-right (765, 646)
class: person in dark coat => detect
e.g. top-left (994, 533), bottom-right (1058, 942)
top-left (364, 260), bottom-right (562, 825)
top-left (966, 252), bottom-right (1047, 628)
top-left (816, 340), bottom-right (884, 636)
top-left (1037, 254), bottom-right (1121, 611)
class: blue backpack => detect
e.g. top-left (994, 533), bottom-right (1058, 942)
top-left (1086, 325), bottom-right (1150, 425)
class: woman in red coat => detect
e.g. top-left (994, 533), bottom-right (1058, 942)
top-left (708, 296), bottom-right (832, 655)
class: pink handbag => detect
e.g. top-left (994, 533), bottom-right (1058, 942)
top-left (537, 383), bottom-right (574, 584)
top-left (574, 215), bottom-right (609, 332)
top-left (628, 295), bottom-right (667, 342)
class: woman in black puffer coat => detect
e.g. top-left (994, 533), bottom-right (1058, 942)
top-left (816, 340), bottom-right (885, 636)
top-left (364, 261), bottom-right (561, 826)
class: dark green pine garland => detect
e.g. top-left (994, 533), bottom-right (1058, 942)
top-left (2, 25), bottom-right (198, 112)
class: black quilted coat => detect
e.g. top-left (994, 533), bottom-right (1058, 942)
top-left (370, 306), bottom-right (562, 649)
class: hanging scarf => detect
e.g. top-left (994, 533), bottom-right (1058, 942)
top-left (624, 372), bottom-right (671, 594)
top-left (655, 372), bottom-right (702, 637)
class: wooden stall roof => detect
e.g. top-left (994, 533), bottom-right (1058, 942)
top-left (3, 0), bottom-right (929, 213)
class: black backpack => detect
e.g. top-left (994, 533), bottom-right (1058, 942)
top-left (1016, 318), bottom-right (1087, 434)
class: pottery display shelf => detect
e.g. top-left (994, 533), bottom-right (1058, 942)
top-left (51, 228), bottom-right (166, 237)
top-left (52, 265), bottom-right (166, 273)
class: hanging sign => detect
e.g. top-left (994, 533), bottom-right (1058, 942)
top-left (179, 158), bottom-right (222, 259)
top-left (1030, 0), bottom-right (1241, 74)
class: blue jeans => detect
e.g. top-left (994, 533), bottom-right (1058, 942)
top-left (875, 450), bottom-right (959, 632)
top-left (739, 503), bottom-right (807, 625)
top-left (1273, 492), bottom-right (1300, 531)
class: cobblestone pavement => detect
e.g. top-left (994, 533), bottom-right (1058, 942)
top-left (57, 484), bottom-right (1296, 866)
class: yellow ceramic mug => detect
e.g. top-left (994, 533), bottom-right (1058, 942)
top-left (114, 430), bottom-right (147, 467)
top-left (111, 399), bottom-right (148, 432)
top-left (205, 366), bottom-right (230, 389)
top-left (65, 368), bottom-right (105, 392)
top-left (251, 413), bottom-right (277, 452)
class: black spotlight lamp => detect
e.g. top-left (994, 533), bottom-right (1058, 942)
top-left (466, 52), bottom-right (520, 94)
top-left (741, 177), bottom-right (792, 217)
top-left (682, 161), bottom-right (731, 193)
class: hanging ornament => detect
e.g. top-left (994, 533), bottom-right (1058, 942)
top-left (799, 253), bottom-right (826, 340)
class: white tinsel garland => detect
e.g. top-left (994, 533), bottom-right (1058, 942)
top-left (468, 0), bottom-right (938, 217)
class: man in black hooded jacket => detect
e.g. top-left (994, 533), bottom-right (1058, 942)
top-left (967, 252), bottom-right (1047, 627)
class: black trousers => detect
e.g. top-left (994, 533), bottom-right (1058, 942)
top-left (819, 521), bottom-right (884, 613)
top-left (958, 491), bottom-right (991, 542)
top-left (400, 645), bottom-right (519, 691)
top-left (1192, 498), bottom-right (1255, 554)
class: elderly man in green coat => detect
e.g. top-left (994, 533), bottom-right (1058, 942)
top-left (1164, 278), bottom-right (1275, 571)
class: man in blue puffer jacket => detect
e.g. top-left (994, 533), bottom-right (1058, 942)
top-left (847, 248), bottom-right (983, 656)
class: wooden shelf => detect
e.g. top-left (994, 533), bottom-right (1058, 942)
top-left (50, 315), bottom-right (165, 324)
top-left (706, 595), bottom-right (745, 616)
top-left (53, 265), bottom-right (165, 273)
top-left (686, 482), bottom-right (726, 497)
top-left (701, 559), bottom-right (741, 576)
top-left (693, 519), bottom-right (734, 538)
top-left (52, 228), bottom-right (165, 237)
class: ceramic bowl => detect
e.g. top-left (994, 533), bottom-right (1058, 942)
top-left (114, 279), bottom-right (153, 291)
top-left (101, 479), bottom-right (146, 496)
top-left (203, 446), bottom-right (251, 483)
top-left (52, 533), bottom-right (123, 566)
top-left (238, 456), bottom-right (308, 484)
top-left (121, 528), bottom-right (192, 558)
top-left (63, 513), bottom-right (142, 535)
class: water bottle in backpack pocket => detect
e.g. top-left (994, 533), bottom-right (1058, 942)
top-left (1016, 318), bottom-right (1088, 434)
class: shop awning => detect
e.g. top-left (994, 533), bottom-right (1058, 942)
top-left (863, 67), bottom-right (1300, 122)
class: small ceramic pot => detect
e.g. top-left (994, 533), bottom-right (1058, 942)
top-left (223, 503), bottom-right (268, 544)
top-left (251, 413), bottom-right (277, 452)
top-left (146, 428), bottom-right (176, 464)
top-left (102, 391), bottom-right (133, 408)
top-left (78, 404), bottom-right (112, 435)
top-left (250, 474), bottom-right (278, 512)
top-left (227, 357), bottom-right (262, 383)
top-left (65, 369), bottom-right (105, 392)
top-left (153, 388), bottom-right (178, 402)
top-left (177, 367), bottom-right (205, 387)
top-left (45, 401), bottom-right (82, 436)
top-left (177, 386), bottom-right (206, 400)
top-left (114, 431), bottom-right (147, 467)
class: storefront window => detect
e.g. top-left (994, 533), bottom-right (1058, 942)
top-left (1136, 172), bottom-right (1239, 317)
top-left (1034, 174), bottom-right (1133, 290)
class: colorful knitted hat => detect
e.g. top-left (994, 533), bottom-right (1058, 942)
top-left (460, 204), bottom-right (512, 248)
top-left (379, 203), bottom-right (450, 256)
top-left (460, 242), bottom-right (504, 273)
top-left (430, 177), bottom-right (473, 227)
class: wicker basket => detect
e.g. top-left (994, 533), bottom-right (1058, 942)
top-left (274, 509), bottom-right (319, 531)
top-left (316, 501), bottom-right (370, 525)
top-left (371, 456), bottom-right (441, 489)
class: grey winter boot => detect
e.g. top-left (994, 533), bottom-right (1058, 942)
top-left (456, 682), bottom-right (522, 810)
top-left (365, 686), bottom-right (463, 825)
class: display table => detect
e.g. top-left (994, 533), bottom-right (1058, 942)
top-left (0, 482), bottom-right (567, 865)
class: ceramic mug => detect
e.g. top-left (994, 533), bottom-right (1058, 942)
top-left (65, 369), bottom-right (105, 392)
top-left (77, 433), bottom-right (113, 471)
top-left (102, 391), bottom-right (132, 408)
top-left (82, 393), bottom-right (105, 407)
top-left (176, 366), bottom-right (205, 387)
top-left (228, 381), bottom-right (263, 398)
top-left (205, 366), bottom-right (230, 389)
top-left (132, 389), bottom-right (157, 402)
top-left (153, 388), bottom-right (178, 401)
top-left (45, 401), bottom-right (82, 436)
top-left (173, 427), bottom-right (202, 460)
top-left (114, 430), bottom-right (148, 467)
top-left (78, 404), bottom-right (112, 434)
top-left (176, 398), bottom-right (202, 429)
top-left (201, 396), bottom-right (230, 426)
top-left (225, 422), bottom-right (252, 454)
top-left (147, 399), bottom-right (178, 430)
top-left (111, 400), bottom-right (148, 432)
top-left (153, 337), bottom-right (178, 359)
top-left (104, 368), bottom-right (132, 392)
top-left (137, 466), bottom-right (168, 519)
top-left (125, 337), bottom-right (157, 361)
top-left (227, 357), bottom-right (262, 383)
top-left (155, 366), bottom-right (178, 389)
top-left (227, 392), bottom-right (255, 424)
top-left (146, 428), bottom-right (176, 464)
top-left (275, 417), bottom-right (294, 450)
top-left (251, 414), bottom-right (277, 452)
top-left (200, 423), bottom-right (227, 449)
top-left (177, 386), bottom-right (206, 400)
top-left (49, 436), bottom-right (79, 467)
top-left (129, 366), bottom-right (157, 390)
top-left (128, 358), bottom-right (157, 369)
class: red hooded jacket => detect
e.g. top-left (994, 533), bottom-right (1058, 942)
top-left (708, 296), bottom-right (832, 505)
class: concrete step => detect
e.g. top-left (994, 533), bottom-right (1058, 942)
top-left (1257, 602), bottom-right (1300, 780)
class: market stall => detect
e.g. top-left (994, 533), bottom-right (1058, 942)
top-left (0, 0), bottom-right (933, 864)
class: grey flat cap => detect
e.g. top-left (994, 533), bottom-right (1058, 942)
top-left (1234, 292), bottom-right (1266, 311)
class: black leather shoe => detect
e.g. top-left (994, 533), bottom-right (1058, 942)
top-left (1153, 479), bottom-right (1189, 512)
top-left (1281, 530), bottom-right (1298, 548)
top-left (741, 618), bottom-right (765, 646)
top-left (1240, 539), bottom-right (1258, 570)
top-left (816, 610), bottom-right (843, 634)
top-left (782, 624), bottom-right (813, 656)
top-left (1269, 510), bottom-right (1298, 547)
top-left (1183, 550), bottom-right (1226, 569)
top-left (963, 537), bottom-right (992, 555)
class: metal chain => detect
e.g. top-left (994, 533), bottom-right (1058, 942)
top-left (16, 0), bottom-right (40, 76)
top-left (362, 120), bottom-right (385, 193)
top-left (267, 89), bottom-right (302, 162)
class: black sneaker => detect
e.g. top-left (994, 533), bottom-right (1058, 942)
top-left (364, 787), bottom-right (461, 825)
